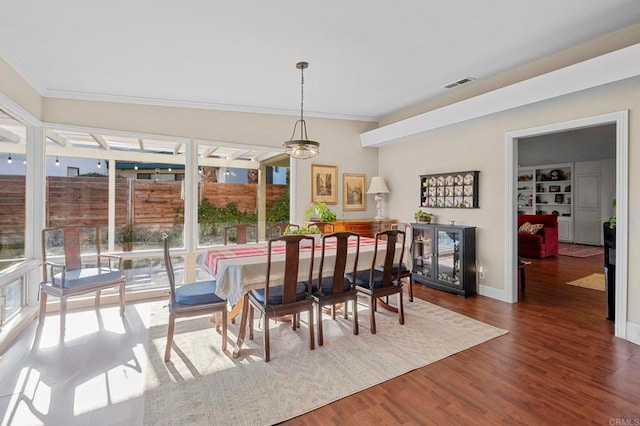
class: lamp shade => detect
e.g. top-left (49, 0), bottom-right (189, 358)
top-left (367, 176), bottom-right (390, 194)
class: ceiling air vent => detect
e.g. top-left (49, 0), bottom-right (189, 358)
top-left (444, 77), bottom-right (476, 89)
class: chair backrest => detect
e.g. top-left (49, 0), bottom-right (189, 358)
top-left (392, 222), bottom-right (413, 268)
top-left (370, 229), bottom-right (405, 288)
top-left (265, 234), bottom-right (315, 305)
top-left (162, 234), bottom-right (177, 307)
top-left (310, 222), bottom-right (335, 234)
top-left (318, 232), bottom-right (360, 294)
top-left (224, 224), bottom-right (259, 245)
top-left (268, 223), bottom-right (300, 239)
top-left (42, 225), bottom-right (102, 274)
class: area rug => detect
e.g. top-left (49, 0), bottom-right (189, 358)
top-left (567, 273), bottom-right (605, 291)
top-left (142, 298), bottom-right (507, 425)
top-left (558, 243), bottom-right (603, 258)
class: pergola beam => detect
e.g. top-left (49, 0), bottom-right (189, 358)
top-left (45, 130), bottom-right (70, 147)
top-left (90, 133), bottom-right (110, 150)
top-left (138, 138), bottom-right (145, 151)
top-left (0, 127), bottom-right (22, 143)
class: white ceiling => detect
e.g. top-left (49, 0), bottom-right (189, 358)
top-left (1, 1), bottom-right (640, 121)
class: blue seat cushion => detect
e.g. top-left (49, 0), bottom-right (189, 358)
top-left (312, 276), bottom-right (352, 296)
top-left (375, 263), bottom-right (411, 275)
top-left (53, 267), bottom-right (122, 289)
top-left (175, 280), bottom-right (225, 305)
top-left (251, 282), bottom-right (308, 305)
top-left (346, 269), bottom-right (396, 290)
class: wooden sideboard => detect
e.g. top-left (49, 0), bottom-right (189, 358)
top-left (332, 219), bottom-right (397, 238)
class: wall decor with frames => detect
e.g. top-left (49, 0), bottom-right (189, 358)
top-left (419, 171), bottom-right (479, 208)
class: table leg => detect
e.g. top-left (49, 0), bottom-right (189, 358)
top-left (232, 294), bottom-right (249, 358)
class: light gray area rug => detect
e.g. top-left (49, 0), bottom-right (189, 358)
top-left (143, 298), bottom-right (507, 425)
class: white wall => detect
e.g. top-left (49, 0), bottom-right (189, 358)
top-left (378, 76), bottom-right (640, 324)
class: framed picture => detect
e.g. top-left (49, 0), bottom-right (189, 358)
top-left (554, 194), bottom-right (564, 203)
top-left (311, 164), bottom-right (338, 204)
top-left (549, 185), bottom-right (561, 193)
top-left (343, 174), bottom-right (367, 211)
top-left (419, 170), bottom-right (479, 208)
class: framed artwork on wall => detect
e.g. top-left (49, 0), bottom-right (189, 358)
top-left (419, 170), bottom-right (479, 208)
top-left (343, 173), bottom-right (367, 211)
top-left (311, 164), bottom-right (338, 204)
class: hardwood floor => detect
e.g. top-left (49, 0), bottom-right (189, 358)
top-left (284, 253), bottom-right (640, 425)
top-left (1, 253), bottom-right (637, 425)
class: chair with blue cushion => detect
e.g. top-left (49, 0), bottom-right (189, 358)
top-left (376, 222), bottom-right (414, 302)
top-left (247, 234), bottom-right (315, 361)
top-left (163, 234), bottom-right (227, 361)
top-left (346, 229), bottom-right (406, 334)
top-left (38, 225), bottom-right (126, 339)
top-left (268, 223), bottom-right (300, 239)
top-left (312, 232), bottom-right (360, 346)
top-left (224, 224), bottom-right (259, 245)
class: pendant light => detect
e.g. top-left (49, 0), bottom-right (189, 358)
top-left (55, 156), bottom-right (60, 166)
top-left (283, 61), bottom-right (319, 160)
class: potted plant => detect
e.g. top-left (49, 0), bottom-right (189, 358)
top-left (119, 223), bottom-right (135, 269)
top-left (305, 202), bottom-right (337, 222)
top-left (414, 210), bottom-right (433, 223)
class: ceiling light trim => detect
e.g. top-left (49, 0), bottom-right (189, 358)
top-left (361, 43), bottom-right (640, 147)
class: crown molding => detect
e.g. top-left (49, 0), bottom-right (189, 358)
top-left (361, 43), bottom-right (640, 147)
top-left (44, 90), bottom-right (378, 123)
top-left (0, 41), bottom-right (47, 96)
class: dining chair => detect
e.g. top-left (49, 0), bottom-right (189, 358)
top-left (346, 229), bottom-right (406, 334)
top-left (224, 224), bottom-right (258, 245)
top-left (268, 223), bottom-right (300, 239)
top-left (375, 222), bottom-right (414, 302)
top-left (162, 234), bottom-right (227, 362)
top-left (309, 221), bottom-right (335, 234)
top-left (247, 234), bottom-right (315, 361)
top-left (38, 225), bottom-right (125, 338)
top-left (311, 232), bottom-right (360, 346)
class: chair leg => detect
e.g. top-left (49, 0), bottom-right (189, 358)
top-left (317, 305), bottom-right (324, 346)
top-left (263, 316), bottom-right (270, 362)
top-left (37, 290), bottom-right (48, 327)
top-left (398, 291), bottom-right (405, 325)
top-left (221, 309), bottom-right (228, 352)
top-left (331, 304), bottom-right (336, 319)
top-left (352, 297), bottom-right (359, 336)
top-left (119, 282), bottom-right (126, 315)
top-left (308, 308), bottom-right (315, 351)
top-left (248, 306), bottom-right (254, 340)
top-left (164, 313), bottom-right (176, 362)
top-left (94, 289), bottom-right (101, 308)
top-left (408, 276), bottom-right (414, 302)
top-left (343, 302), bottom-right (348, 319)
top-left (60, 297), bottom-right (68, 339)
top-left (369, 296), bottom-right (376, 334)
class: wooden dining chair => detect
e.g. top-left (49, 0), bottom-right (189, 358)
top-left (247, 234), bottom-right (315, 361)
top-left (346, 229), bottom-right (406, 334)
top-left (224, 224), bottom-right (258, 245)
top-left (376, 222), bottom-right (414, 302)
top-left (311, 232), bottom-right (360, 346)
top-left (162, 234), bottom-right (227, 361)
top-left (268, 223), bottom-right (300, 239)
top-left (309, 222), bottom-right (335, 234)
top-left (38, 225), bottom-right (125, 339)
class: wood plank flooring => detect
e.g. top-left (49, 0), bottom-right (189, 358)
top-left (1, 252), bottom-right (638, 425)
top-left (284, 253), bottom-right (640, 425)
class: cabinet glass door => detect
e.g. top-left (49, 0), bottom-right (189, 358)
top-left (436, 230), bottom-right (461, 287)
top-left (412, 226), bottom-right (434, 280)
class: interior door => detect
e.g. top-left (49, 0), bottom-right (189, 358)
top-left (574, 173), bottom-right (601, 245)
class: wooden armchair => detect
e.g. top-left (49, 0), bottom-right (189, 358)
top-left (247, 235), bottom-right (315, 361)
top-left (376, 222), bottom-right (414, 302)
top-left (312, 232), bottom-right (360, 346)
top-left (38, 226), bottom-right (125, 338)
top-left (268, 223), bottom-right (300, 239)
top-left (224, 224), bottom-right (259, 245)
top-left (346, 229), bottom-right (405, 334)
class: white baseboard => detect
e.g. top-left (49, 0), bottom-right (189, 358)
top-left (478, 284), bottom-right (512, 303)
top-left (626, 321), bottom-right (640, 346)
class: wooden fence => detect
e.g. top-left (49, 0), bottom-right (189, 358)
top-left (0, 175), bottom-right (287, 243)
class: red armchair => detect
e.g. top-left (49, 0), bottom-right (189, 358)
top-left (518, 214), bottom-right (558, 258)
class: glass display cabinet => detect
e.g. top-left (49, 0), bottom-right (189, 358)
top-left (411, 223), bottom-right (477, 297)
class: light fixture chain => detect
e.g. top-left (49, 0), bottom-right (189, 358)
top-left (300, 66), bottom-right (304, 122)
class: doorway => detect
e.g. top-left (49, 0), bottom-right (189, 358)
top-left (504, 111), bottom-right (628, 340)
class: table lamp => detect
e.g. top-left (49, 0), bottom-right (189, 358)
top-left (367, 176), bottom-right (390, 220)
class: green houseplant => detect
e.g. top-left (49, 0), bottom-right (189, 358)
top-left (305, 202), bottom-right (337, 222)
top-left (414, 210), bottom-right (433, 223)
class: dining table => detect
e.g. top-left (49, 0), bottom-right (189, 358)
top-left (201, 235), bottom-right (402, 357)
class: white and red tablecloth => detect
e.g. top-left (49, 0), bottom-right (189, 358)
top-left (201, 236), bottom-right (396, 306)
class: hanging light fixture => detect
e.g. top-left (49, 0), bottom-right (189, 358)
top-left (7, 154), bottom-right (12, 164)
top-left (134, 164), bottom-right (139, 170)
top-left (55, 156), bottom-right (60, 166)
top-left (97, 159), bottom-right (102, 169)
top-left (283, 61), bottom-right (319, 160)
